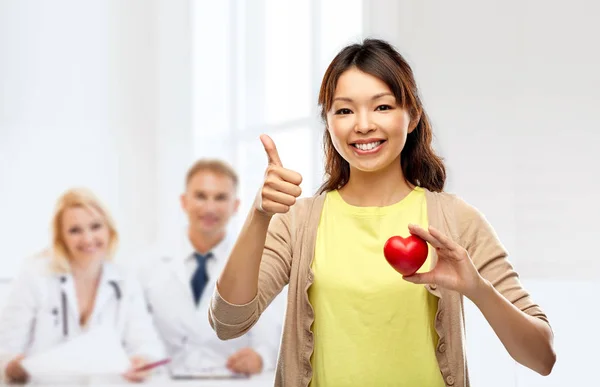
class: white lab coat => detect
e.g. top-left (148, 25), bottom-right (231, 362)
top-left (138, 232), bottom-right (285, 374)
top-left (0, 256), bottom-right (166, 382)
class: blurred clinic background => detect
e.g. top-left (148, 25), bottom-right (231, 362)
top-left (1, 0), bottom-right (599, 386)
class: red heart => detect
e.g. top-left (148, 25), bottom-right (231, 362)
top-left (383, 235), bottom-right (428, 276)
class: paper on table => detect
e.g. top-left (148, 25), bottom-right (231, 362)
top-left (171, 366), bottom-right (248, 380)
top-left (22, 325), bottom-right (131, 377)
top-left (169, 350), bottom-right (244, 379)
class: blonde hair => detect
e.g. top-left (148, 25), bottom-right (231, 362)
top-left (185, 159), bottom-right (239, 189)
top-left (49, 188), bottom-right (119, 273)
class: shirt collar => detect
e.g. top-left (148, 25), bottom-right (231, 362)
top-left (100, 261), bottom-right (122, 282)
top-left (56, 260), bottom-right (122, 284)
top-left (182, 230), bottom-right (234, 263)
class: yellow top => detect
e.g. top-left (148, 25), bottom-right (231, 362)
top-left (308, 187), bottom-right (445, 386)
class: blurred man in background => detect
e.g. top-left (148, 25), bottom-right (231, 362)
top-left (139, 159), bottom-right (282, 377)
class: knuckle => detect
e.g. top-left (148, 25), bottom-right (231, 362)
top-left (261, 187), bottom-right (269, 198)
top-left (266, 165), bottom-right (279, 175)
top-left (264, 176), bottom-right (278, 188)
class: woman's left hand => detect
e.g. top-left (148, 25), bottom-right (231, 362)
top-left (402, 224), bottom-right (486, 299)
top-left (123, 356), bottom-right (151, 383)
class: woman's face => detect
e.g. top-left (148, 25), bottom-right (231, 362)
top-left (60, 206), bottom-right (110, 266)
top-left (326, 67), bottom-right (415, 173)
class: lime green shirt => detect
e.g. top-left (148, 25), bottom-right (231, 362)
top-left (308, 188), bottom-right (445, 386)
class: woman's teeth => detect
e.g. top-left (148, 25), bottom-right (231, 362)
top-left (354, 141), bottom-right (382, 151)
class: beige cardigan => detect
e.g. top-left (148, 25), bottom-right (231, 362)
top-left (209, 190), bottom-right (549, 387)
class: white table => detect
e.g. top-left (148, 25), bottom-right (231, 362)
top-left (146, 372), bottom-right (275, 387)
top-left (26, 371), bottom-right (275, 387)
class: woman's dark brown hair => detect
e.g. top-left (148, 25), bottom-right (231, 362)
top-left (317, 39), bottom-right (446, 193)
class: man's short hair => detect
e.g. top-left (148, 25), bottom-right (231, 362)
top-left (185, 159), bottom-right (239, 189)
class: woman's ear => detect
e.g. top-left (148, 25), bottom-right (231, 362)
top-left (408, 109), bottom-right (422, 133)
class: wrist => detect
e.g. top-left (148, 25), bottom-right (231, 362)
top-left (252, 207), bottom-right (273, 222)
top-left (258, 354), bottom-right (264, 372)
top-left (465, 275), bottom-right (493, 305)
top-left (254, 348), bottom-right (268, 371)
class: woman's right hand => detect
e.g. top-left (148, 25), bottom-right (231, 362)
top-left (5, 354), bottom-right (28, 384)
top-left (256, 134), bottom-right (303, 216)
top-left (122, 356), bottom-right (151, 383)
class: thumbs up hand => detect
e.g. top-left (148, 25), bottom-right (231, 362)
top-left (255, 134), bottom-right (303, 216)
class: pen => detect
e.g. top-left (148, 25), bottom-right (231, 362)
top-left (133, 358), bottom-right (171, 372)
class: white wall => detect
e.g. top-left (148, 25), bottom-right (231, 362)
top-left (0, 0), bottom-right (123, 277)
top-left (365, 0), bottom-right (600, 385)
top-left (0, 0), bottom-right (193, 278)
top-left (153, 0), bottom-right (195, 250)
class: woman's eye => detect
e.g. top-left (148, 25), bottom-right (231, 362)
top-left (335, 108), bottom-right (352, 115)
top-left (375, 105), bottom-right (393, 111)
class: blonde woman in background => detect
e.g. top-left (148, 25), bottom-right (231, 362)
top-left (0, 188), bottom-right (165, 384)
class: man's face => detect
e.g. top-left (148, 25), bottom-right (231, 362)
top-left (181, 171), bottom-right (240, 237)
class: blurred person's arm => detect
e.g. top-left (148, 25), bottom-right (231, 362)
top-left (134, 254), bottom-right (163, 328)
top-left (120, 271), bottom-right (167, 378)
top-left (0, 264), bottom-right (40, 384)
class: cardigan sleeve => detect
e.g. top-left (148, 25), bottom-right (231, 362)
top-left (454, 197), bottom-right (550, 324)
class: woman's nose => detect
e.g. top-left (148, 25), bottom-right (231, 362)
top-left (82, 230), bottom-right (94, 244)
top-left (355, 112), bottom-right (375, 133)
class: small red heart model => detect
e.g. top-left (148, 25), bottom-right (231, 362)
top-left (383, 235), bottom-right (428, 276)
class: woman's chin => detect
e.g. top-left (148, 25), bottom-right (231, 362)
top-left (349, 158), bottom-right (395, 174)
top-left (70, 254), bottom-right (106, 266)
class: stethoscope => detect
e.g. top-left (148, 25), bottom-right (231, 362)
top-left (53, 276), bottom-right (122, 337)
